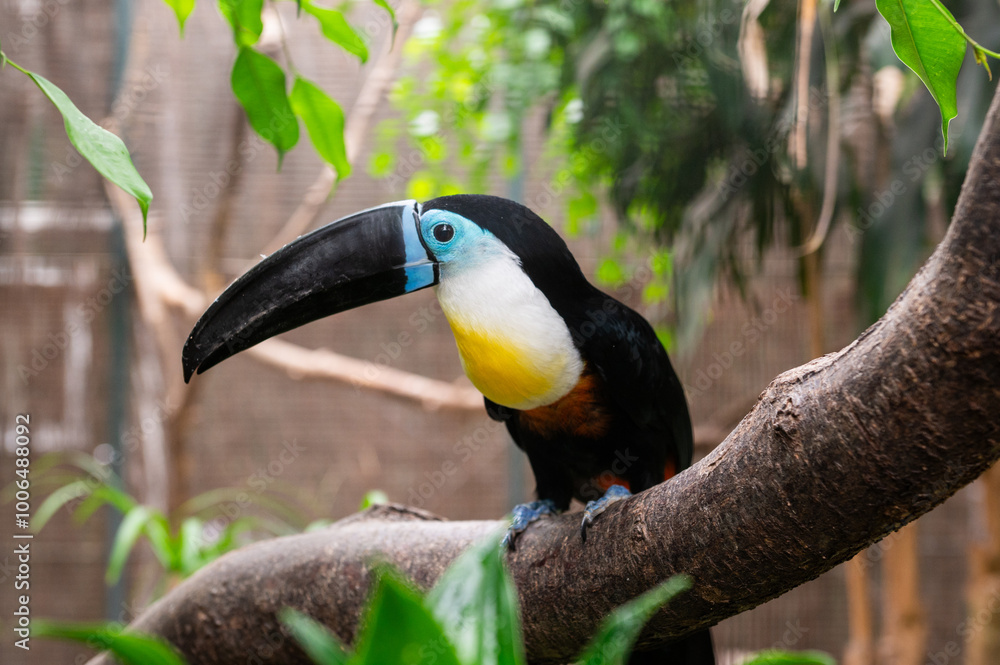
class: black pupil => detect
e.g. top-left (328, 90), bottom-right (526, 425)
top-left (433, 223), bottom-right (455, 243)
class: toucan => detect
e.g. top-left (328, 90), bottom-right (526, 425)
top-left (182, 194), bottom-right (714, 663)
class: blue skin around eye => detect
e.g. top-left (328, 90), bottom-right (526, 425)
top-left (418, 209), bottom-right (501, 275)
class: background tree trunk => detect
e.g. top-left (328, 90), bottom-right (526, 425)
top-left (843, 555), bottom-right (877, 665)
top-left (966, 464), bottom-right (1000, 665)
top-left (880, 523), bottom-right (926, 665)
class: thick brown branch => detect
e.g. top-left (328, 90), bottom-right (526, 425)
top-left (89, 52), bottom-right (1000, 665)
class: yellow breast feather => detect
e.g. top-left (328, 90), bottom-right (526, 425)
top-left (448, 322), bottom-right (560, 410)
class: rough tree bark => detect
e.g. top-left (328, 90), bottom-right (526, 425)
top-left (88, 71), bottom-right (1000, 665)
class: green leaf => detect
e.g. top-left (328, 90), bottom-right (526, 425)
top-left (352, 570), bottom-right (463, 665)
top-left (303, 3), bottom-right (368, 63)
top-left (289, 76), bottom-right (351, 177)
top-left (568, 192), bottom-right (598, 228)
top-left (107, 506), bottom-right (157, 584)
top-left (218, 0), bottom-right (264, 46)
top-left (359, 489), bottom-right (389, 509)
top-left (369, 151), bottom-right (396, 177)
top-left (595, 257), bottom-right (627, 286)
top-left (32, 480), bottom-right (94, 532)
top-left (575, 576), bottom-right (691, 665)
top-left (654, 325), bottom-right (674, 352)
top-left (651, 250), bottom-right (673, 277)
top-left (179, 486), bottom-right (304, 525)
top-left (428, 536), bottom-right (526, 665)
top-left (34, 620), bottom-right (185, 665)
top-left (178, 517), bottom-right (206, 575)
top-left (741, 650), bottom-right (837, 665)
top-left (73, 484), bottom-right (138, 523)
top-left (203, 516), bottom-right (251, 557)
top-left (144, 512), bottom-right (177, 571)
top-left (420, 136), bottom-right (447, 163)
top-left (22, 70), bottom-right (152, 232)
top-left (642, 280), bottom-right (669, 304)
top-left (230, 47), bottom-right (299, 165)
top-left (406, 171), bottom-right (437, 201)
top-left (373, 0), bottom-right (398, 39)
top-left (163, 0), bottom-right (196, 33)
top-left (280, 609), bottom-right (351, 665)
top-left (875, 0), bottom-right (966, 151)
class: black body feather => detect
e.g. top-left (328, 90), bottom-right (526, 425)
top-left (424, 195), bottom-right (713, 664)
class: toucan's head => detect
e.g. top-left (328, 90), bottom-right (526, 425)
top-left (183, 195), bottom-right (591, 409)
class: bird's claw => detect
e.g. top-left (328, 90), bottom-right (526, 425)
top-left (580, 484), bottom-right (632, 542)
top-left (502, 499), bottom-right (559, 550)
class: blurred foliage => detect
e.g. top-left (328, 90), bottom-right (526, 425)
top-left (741, 650), bottom-right (837, 665)
top-left (283, 534), bottom-right (697, 665)
top-left (379, 0), bottom-right (999, 349)
top-left (855, 0), bottom-right (1000, 324)
top-left (34, 620), bottom-right (185, 665)
top-left (24, 451), bottom-right (321, 593)
top-left (285, 536), bottom-right (834, 665)
top-left (359, 488), bottom-right (390, 508)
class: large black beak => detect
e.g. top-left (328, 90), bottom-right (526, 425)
top-left (182, 200), bottom-right (437, 382)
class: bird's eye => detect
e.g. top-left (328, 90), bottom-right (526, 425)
top-left (432, 223), bottom-right (455, 243)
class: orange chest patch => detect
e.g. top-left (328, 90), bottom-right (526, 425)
top-left (519, 370), bottom-right (612, 439)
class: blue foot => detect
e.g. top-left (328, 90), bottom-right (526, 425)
top-left (580, 484), bottom-right (632, 542)
top-left (502, 499), bottom-right (559, 550)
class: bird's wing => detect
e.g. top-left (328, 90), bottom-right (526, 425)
top-left (572, 295), bottom-right (694, 471)
top-left (484, 396), bottom-right (515, 422)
